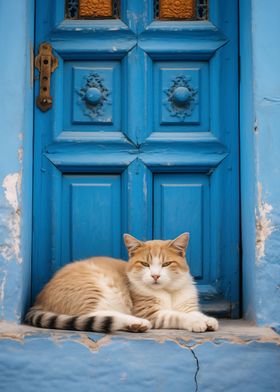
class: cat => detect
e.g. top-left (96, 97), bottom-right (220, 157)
top-left (26, 233), bottom-right (218, 333)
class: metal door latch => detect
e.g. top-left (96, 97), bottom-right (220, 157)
top-left (35, 42), bottom-right (58, 112)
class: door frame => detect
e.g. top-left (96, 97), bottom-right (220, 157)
top-left (30, 3), bottom-right (239, 317)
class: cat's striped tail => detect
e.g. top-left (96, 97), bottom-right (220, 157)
top-left (25, 307), bottom-right (151, 333)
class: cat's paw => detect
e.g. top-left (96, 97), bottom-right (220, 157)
top-left (205, 316), bottom-right (219, 331)
top-left (126, 318), bottom-right (152, 333)
top-left (185, 316), bottom-right (219, 333)
top-left (186, 318), bottom-right (208, 333)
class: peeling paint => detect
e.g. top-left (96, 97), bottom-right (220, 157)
top-left (3, 174), bottom-right (20, 211)
top-left (1, 320), bottom-right (279, 346)
top-left (18, 146), bottom-right (23, 164)
top-left (1, 173), bottom-right (22, 262)
top-left (77, 334), bottom-right (111, 352)
top-left (0, 271), bottom-right (7, 318)
top-left (143, 171), bottom-right (147, 200)
top-left (256, 182), bottom-right (274, 262)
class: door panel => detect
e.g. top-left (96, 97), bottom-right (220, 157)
top-left (33, 0), bottom-right (239, 317)
top-left (154, 61), bottom-right (209, 131)
top-left (61, 175), bottom-right (121, 263)
top-left (64, 61), bottom-right (122, 131)
top-left (154, 174), bottom-right (210, 281)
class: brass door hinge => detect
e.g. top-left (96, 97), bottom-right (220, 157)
top-left (35, 42), bottom-right (58, 112)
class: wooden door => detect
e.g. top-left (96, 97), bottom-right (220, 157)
top-left (33, 0), bottom-right (239, 317)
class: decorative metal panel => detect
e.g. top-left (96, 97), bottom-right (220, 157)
top-left (79, 0), bottom-right (112, 18)
top-left (65, 0), bottom-right (120, 19)
top-left (154, 0), bottom-right (208, 20)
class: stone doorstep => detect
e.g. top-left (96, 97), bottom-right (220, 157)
top-left (0, 320), bottom-right (279, 392)
top-left (0, 319), bottom-right (279, 347)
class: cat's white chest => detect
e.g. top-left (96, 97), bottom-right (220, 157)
top-left (149, 283), bottom-right (197, 310)
top-left (171, 285), bottom-right (198, 311)
top-left (154, 291), bottom-right (173, 309)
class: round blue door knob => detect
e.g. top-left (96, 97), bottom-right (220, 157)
top-left (173, 86), bottom-right (191, 105)
top-left (85, 87), bottom-right (102, 105)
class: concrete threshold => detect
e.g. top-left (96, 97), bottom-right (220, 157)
top-left (0, 320), bottom-right (279, 391)
top-left (0, 319), bottom-right (279, 346)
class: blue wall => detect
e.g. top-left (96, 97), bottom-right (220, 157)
top-left (0, 0), bottom-right (34, 321)
top-left (0, 329), bottom-right (279, 391)
top-left (240, 0), bottom-right (280, 327)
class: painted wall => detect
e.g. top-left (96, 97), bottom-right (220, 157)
top-left (0, 0), bottom-right (34, 321)
top-left (240, 0), bottom-right (280, 327)
top-left (0, 325), bottom-right (279, 392)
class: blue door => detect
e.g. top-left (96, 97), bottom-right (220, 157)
top-left (33, 0), bottom-right (239, 317)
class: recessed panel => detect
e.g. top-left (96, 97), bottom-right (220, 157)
top-left (64, 61), bottom-right (121, 131)
top-left (154, 174), bottom-right (210, 280)
top-left (61, 175), bottom-right (121, 264)
top-left (154, 61), bottom-right (209, 132)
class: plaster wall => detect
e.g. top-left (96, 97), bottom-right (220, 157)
top-left (240, 0), bottom-right (280, 327)
top-left (0, 0), bottom-right (34, 321)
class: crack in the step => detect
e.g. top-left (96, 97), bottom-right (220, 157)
top-left (190, 348), bottom-right (199, 392)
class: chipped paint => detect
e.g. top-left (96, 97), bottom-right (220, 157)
top-left (143, 170), bottom-right (147, 200)
top-left (1, 173), bottom-right (22, 262)
top-left (255, 182), bottom-right (274, 262)
top-left (1, 320), bottom-right (279, 346)
top-left (3, 174), bottom-right (20, 212)
top-left (0, 271), bottom-right (7, 318)
top-left (77, 334), bottom-right (111, 351)
top-left (18, 146), bottom-right (23, 164)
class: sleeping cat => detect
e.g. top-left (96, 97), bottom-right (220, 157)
top-left (26, 233), bottom-right (218, 333)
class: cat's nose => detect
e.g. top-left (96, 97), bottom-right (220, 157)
top-left (152, 274), bottom-right (160, 282)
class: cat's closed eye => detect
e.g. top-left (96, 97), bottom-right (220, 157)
top-left (162, 262), bottom-right (173, 267)
top-left (139, 261), bottom-right (150, 267)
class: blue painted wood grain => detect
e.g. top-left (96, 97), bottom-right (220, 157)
top-left (61, 175), bottom-right (121, 264)
top-left (33, 0), bottom-right (239, 316)
top-left (154, 174), bottom-right (210, 281)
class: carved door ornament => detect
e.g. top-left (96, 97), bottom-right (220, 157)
top-left (164, 75), bottom-right (198, 119)
top-left (77, 72), bottom-right (111, 119)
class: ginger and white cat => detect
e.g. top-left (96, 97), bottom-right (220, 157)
top-left (26, 233), bottom-right (218, 333)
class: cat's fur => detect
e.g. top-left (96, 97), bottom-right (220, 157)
top-left (26, 233), bottom-right (218, 333)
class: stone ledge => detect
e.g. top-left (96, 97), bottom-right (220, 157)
top-left (0, 319), bottom-right (279, 346)
top-left (0, 320), bottom-right (279, 392)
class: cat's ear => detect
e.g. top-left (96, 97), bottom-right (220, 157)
top-left (123, 234), bottom-right (144, 256)
top-left (168, 232), bottom-right (190, 256)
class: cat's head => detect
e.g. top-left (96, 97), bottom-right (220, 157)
top-left (124, 233), bottom-right (190, 291)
